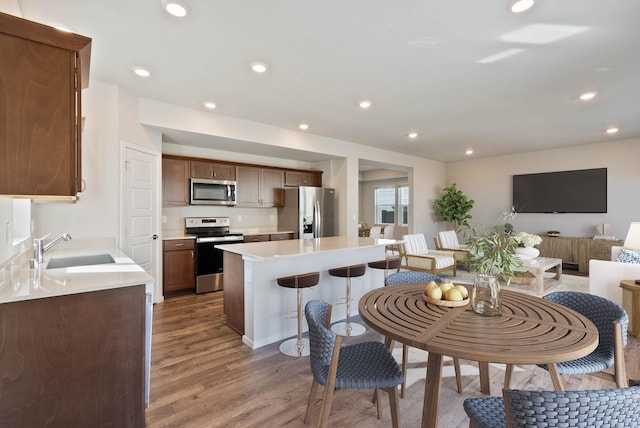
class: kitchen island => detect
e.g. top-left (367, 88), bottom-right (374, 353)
top-left (217, 236), bottom-right (400, 349)
top-left (0, 247), bottom-right (153, 427)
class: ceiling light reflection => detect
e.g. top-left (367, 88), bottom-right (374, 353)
top-left (162, 0), bottom-right (190, 17)
top-left (508, 0), bottom-right (535, 13)
top-left (132, 67), bottom-right (151, 77)
top-left (250, 62), bottom-right (268, 73)
top-left (579, 91), bottom-right (597, 101)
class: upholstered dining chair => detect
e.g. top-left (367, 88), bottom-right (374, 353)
top-left (434, 230), bottom-right (471, 270)
top-left (463, 385), bottom-right (640, 428)
top-left (384, 271), bottom-right (464, 397)
top-left (399, 233), bottom-right (456, 276)
top-left (303, 300), bottom-right (403, 428)
top-left (503, 291), bottom-right (629, 391)
top-left (369, 226), bottom-right (382, 238)
top-left (381, 224), bottom-right (401, 256)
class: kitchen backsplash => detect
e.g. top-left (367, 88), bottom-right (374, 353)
top-left (162, 205), bottom-right (279, 233)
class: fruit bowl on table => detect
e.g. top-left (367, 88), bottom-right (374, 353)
top-left (422, 292), bottom-right (470, 307)
top-left (422, 281), bottom-right (470, 307)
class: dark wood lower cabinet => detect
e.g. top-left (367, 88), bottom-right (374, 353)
top-left (0, 285), bottom-right (145, 427)
top-left (163, 239), bottom-right (195, 292)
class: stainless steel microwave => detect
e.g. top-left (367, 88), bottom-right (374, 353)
top-left (190, 178), bottom-right (236, 206)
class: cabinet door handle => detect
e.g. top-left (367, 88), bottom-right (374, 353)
top-left (175, 243), bottom-right (184, 247)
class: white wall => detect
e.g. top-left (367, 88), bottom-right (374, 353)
top-left (446, 138), bottom-right (640, 239)
top-left (32, 80), bottom-right (121, 240)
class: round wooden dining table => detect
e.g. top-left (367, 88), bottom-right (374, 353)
top-left (358, 283), bottom-right (599, 428)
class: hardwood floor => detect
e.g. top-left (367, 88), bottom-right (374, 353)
top-left (146, 290), bottom-right (639, 428)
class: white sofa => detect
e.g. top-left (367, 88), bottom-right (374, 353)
top-left (588, 246), bottom-right (640, 306)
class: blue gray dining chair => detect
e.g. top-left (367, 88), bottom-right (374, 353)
top-left (384, 271), bottom-right (464, 396)
top-left (463, 385), bottom-right (640, 428)
top-left (303, 300), bottom-right (403, 428)
top-left (517, 291), bottom-right (628, 390)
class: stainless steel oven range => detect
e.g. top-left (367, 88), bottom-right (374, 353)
top-left (185, 217), bottom-right (243, 294)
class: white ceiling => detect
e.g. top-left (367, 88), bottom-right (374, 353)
top-left (15, 0), bottom-right (640, 163)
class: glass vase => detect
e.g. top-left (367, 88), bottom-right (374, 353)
top-left (471, 274), bottom-right (501, 316)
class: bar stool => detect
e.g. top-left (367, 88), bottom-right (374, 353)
top-left (367, 257), bottom-right (402, 281)
top-left (277, 271), bottom-right (320, 357)
top-left (329, 263), bottom-right (366, 336)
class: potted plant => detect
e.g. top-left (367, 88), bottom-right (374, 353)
top-left (434, 184), bottom-right (475, 232)
top-left (512, 232), bottom-right (542, 259)
top-left (464, 226), bottom-right (522, 316)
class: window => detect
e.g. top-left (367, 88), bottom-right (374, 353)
top-left (398, 185), bottom-right (409, 227)
top-left (374, 184), bottom-right (409, 226)
top-left (375, 187), bottom-right (395, 224)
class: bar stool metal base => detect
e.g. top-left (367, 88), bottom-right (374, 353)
top-left (276, 271), bottom-right (320, 358)
top-left (279, 337), bottom-right (310, 357)
top-left (331, 321), bottom-right (366, 337)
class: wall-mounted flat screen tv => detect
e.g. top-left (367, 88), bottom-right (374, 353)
top-left (512, 168), bottom-right (607, 213)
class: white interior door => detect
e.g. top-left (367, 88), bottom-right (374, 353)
top-left (122, 143), bottom-right (161, 301)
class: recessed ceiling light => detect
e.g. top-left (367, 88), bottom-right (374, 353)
top-left (298, 123), bottom-right (309, 130)
top-left (162, 0), bottom-right (190, 17)
top-left (606, 127), bottom-right (619, 134)
top-left (508, 0), bottom-right (535, 13)
top-left (407, 132), bottom-right (418, 139)
top-left (579, 91), bottom-right (597, 101)
top-left (132, 66), bottom-right (151, 77)
top-left (359, 100), bottom-right (372, 109)
top-left (250, 62), bottom-right (268, 73)
top-left (465, 149), bottom-right (474, 155)
top-left (203, 101), bottom-right (216, 109)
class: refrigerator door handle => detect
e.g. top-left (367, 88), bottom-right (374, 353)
top-left (314, 200), bottom-right (321, 237)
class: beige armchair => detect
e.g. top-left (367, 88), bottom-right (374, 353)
top-left (434, 230), bottom-right (471, 270)
top-left (399, 234), bottom-right (456, 276)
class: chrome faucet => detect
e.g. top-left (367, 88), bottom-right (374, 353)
top-left (33, 233), bottom-right (72, 264)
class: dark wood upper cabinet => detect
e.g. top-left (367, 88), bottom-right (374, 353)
top-left (284, 170), bottom-right (322, 187)
top-left (236, 166), bottom-right (284, 207)
top-left (190, 160), bottom-right (236, 180)
top-left (162, 157), bottom-right (190, 206)
top-left (0, 12), bottom-right (91, 199)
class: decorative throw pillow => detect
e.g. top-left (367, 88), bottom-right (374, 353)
top-left (615, 248), bottom-right (640, 264)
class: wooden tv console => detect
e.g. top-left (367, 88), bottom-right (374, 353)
top-left (537, 236), bottom-right (624, 274)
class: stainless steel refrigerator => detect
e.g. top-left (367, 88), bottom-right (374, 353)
top-left (278, 187), bottom-right (336, 238)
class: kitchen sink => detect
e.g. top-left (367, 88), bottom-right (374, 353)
top-left (46, 253), bottom-right (116, 269)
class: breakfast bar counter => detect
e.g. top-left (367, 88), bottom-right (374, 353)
top-left (217, 236), bottom-right (399, 349)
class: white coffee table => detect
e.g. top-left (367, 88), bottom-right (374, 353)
top-left (519, 257), bottom-right (563, 295)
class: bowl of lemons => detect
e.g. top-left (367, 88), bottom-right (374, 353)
top-left (422, 280), bottom-right (470, 307)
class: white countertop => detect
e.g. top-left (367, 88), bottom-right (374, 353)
top-left (0, 247), bottom-right (154, 304)
top-left (216, 236), bottom-right (401, 260)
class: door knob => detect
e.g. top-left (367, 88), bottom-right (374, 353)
top-left (152, 234), bottom-right (158, 240)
